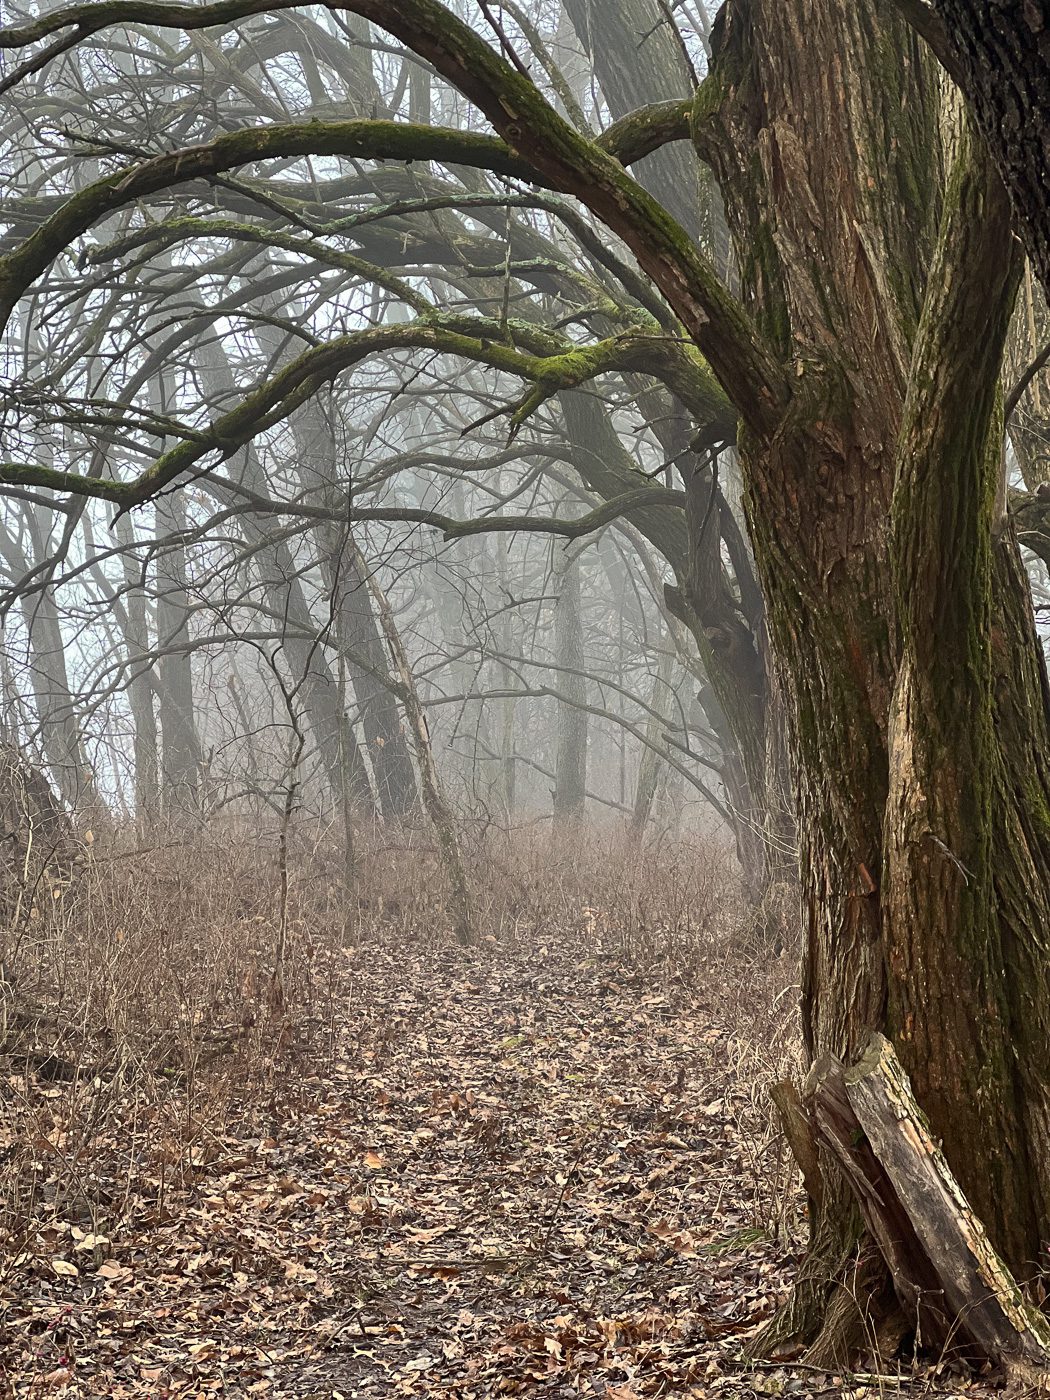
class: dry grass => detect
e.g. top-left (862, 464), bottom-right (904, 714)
top-left (0, 821), bottom-right (801, 1285)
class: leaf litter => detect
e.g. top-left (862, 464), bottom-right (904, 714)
top-left (0, 926), bottom-right (1005, 1398)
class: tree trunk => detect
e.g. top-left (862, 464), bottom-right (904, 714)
top-left (193, 345), bottom-right (379, 823)
top-left (928, 0), bottom-right (1050, 309)
top-left (557, 5), bottom-right (779, 882)
top-left (552, 541), bottom-right (588, 823)
top-left (337, 550), bottom-right (419, 820)
top-left (0, 514), bottom-right (99, 817)
top-left (115, 512), bottom-right (159, 832)
top-left (154, 494), bottom-right (204, 822)
top-left (630, 646), bottom-right (674, 839)
top-left (880, 117), bottom-right (1050, 1273)
top-left (358, 548), bottom-right (474, 945)
top-left (692, 0), bottom-right (1050, 1357)
top-left (282, 392), bottom-right (418, 822)
top-left (563, 0), bottom-right (705, 241)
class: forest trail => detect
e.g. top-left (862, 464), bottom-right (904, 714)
top-left (0, 932), bottom-right (986, 1398)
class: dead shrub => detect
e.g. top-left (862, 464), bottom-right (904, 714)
top-left (0, 816), bottom-right (803, 1280)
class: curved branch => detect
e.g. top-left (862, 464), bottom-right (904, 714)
top-left (0, 101), bottom-right (697, 329)
top-left (359, 487), bottom-right (688, 542)
top-left (340, 0), bottom-right (789, 436)
top-left (1007, 340), bottom-right (1050, 423)
top-left (0, 319), bottom-right (719, 506)
top-left (0, 121), bottom-right (533, 327)
top-left (0, 0), bottom-right (786, 436)
top-left (0, 0), bottom-right (298, 45)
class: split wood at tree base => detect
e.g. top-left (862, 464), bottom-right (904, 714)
top-left (773, 1033), bottom-right (1050, 1384)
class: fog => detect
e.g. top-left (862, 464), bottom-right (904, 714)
top-left (0, 0), bottom-right (738, 857)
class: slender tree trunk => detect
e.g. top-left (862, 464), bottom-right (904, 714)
top-left (552, 542), bottom-right (588, 823)
top-left (194, 325), bottom-right (378, 823)
top-left (630, 647), bottom-right (674, 839)
top-left (0, 515), bottom-right (99, 816)
top-left (272, 382), bottom-right (418, 822)
top-left (154, 494), bottom-right (204, 822)
top-left (336, 549), bottom-right (419, 820)
top-left (115, 513), bottom-right (158, 832)
top-left (495, 533), bottom-right (518, 822)
top-left (356, 548), bottom-right (474, 945)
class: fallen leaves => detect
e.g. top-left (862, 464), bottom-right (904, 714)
top-left (0, 927), bottom-right (991, 1398)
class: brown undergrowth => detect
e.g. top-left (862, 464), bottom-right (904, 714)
top-left (0, 825), bottom-right (988, 1396)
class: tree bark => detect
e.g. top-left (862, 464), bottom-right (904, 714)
top-left (881, 117), bottom-right (1050, 1271)
top-left (926, 1), bottom-right (1050, 309)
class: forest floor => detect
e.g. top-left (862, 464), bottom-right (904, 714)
top-left (0, 913), bottom-right (1006, 1398)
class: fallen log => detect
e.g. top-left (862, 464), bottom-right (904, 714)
top-left (809, 1033), bottom-right (1050, 1381)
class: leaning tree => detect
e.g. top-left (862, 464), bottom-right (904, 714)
top-left (3, 0), bottom-right (1050, 1366)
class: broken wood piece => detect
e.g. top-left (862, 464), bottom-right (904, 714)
top-left (808, 1054), bottom-right (952, 1352)
top-left (812, 1032), bottom-right (1050, 1379)
top-left (771, 1078), bottom-right (824, 1209)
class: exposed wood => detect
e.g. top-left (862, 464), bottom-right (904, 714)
top-left (812, 1033), bottom-right (1050, 1378)
top-left (771, 1078), bottom-right (823, 1211)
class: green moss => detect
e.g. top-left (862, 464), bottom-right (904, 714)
top-left (742, 221), bottom-right (791, 356)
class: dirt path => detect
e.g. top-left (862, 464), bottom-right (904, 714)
top-left (0, 934), bottom-right (984, 1397)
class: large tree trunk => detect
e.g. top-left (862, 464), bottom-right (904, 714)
top-left (696, 0), bottom-right (940, 1080)
top-left (693, 0), bottom-right (1050, 1357)
top-left (882, 117), bottom-right (1050, 1272)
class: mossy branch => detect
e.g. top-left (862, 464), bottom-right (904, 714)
top-left (0, 319), bottom-right (720, 507)
top-left (0, 121), bottom-right (533, 329)
top-left (339, 0), bottom-right (789, 436)
top-left (0, 97), bottom-right (696, 331)
top-left (0, 0), bottom-right (785, 436)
